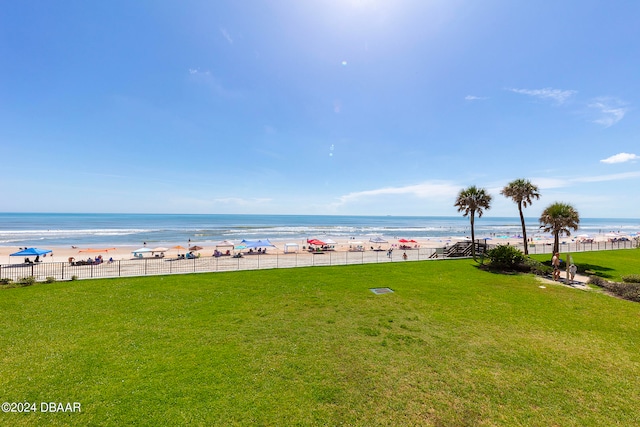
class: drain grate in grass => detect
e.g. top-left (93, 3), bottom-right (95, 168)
top-left (370, 287), bottom-right (394, 294)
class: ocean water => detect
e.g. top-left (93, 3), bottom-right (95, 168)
top-left (0, 213), bottom-right (638, 248)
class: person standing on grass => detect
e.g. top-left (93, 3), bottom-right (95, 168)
top-left (552, 252), bottom-right (561, 281)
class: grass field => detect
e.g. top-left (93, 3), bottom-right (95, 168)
top-left (531, 248), bottom-right (640, 282)
top-left (1, 251), bottom-right (639, 426)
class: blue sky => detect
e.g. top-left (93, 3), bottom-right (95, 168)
top-left (1, 0), bottom-right (639, 218)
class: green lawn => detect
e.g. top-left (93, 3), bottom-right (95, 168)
top-left (1, 254), bottom-right (639, 426)
top-left (531, 248), bottom-right (640, 281)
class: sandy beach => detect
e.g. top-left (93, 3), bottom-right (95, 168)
top-left (0, 233), bottom-right (621, 265)
top-left (1, 232), bottom-right (635, 284)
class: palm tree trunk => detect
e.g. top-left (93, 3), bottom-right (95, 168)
top-left (470, 214), bottom-right (476, 260)
top-left (518, 203), bottom-right (528, 255)
top-left (553, 231), bottom-right (560, 254)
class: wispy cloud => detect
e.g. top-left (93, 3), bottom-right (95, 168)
top-left (335, 181), bottom-right (459, 205)
top-left (220, 28), bottom-right (233, 44)
top-left (532, 171), bottom-right (640, 188)
top-left (189, 68), bottom-right (210, 76)
top-left (588, 97), bottom-right (628, 127)
top-left (465, 95), bottom-right (488, 101)
top-left (601, 152), bottom-right (639, 164)
top-left (509, 87), bottom-right (577, 104)
top-left (573, 171), bottom-right (640, 183)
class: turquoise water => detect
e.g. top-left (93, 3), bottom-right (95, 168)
top-left (0, 213), bottom-right (638, 247)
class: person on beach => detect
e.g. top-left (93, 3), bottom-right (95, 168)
top-left (552, 252), bottom-right (561, 281)
top-left (403, 252), bottom-right (408, 260)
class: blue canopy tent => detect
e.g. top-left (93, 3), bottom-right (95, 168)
top-left (240, 239), bottom-right (276, 249)
top-left (10, 247), bottom-right (52, 257)
top-left (10, 247), bottom-right (52, 263)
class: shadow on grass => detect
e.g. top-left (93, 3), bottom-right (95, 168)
top-left (576, 263), bottom-right (616, 279)
top-left (537, 260), bottom-right (616, 279)
top-left (475, 264), bottom-right (524, 276)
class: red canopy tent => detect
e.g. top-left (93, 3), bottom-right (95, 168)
top-left (398, 239), bottom-right (417, 243)
top-left (307, 239), bottom-right (326, 246)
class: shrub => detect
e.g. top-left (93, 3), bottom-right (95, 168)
top-left (523, 258), bottom-right (552, 276)
top-left (621, 274), bottom-right (640, 284)
top-left (601, 281), bottom-right (640, 303)
top-left (588, 276), bottom-right (606, 287)
top-left (18, 276), bottom-right (36, 286)
top-left (45, 276), bottom-right (56, 283)
top-left (71, 275), bottom-right (79, 281)
top-left (486, 245), bottom-right (525, 270)
top-left (0, 278), bottom-right (13, 285)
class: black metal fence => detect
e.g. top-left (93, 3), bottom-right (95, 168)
top-left (0, 240), bottom-right (635, 283)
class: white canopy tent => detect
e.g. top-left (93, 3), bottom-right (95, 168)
top-left (132, 247), bottom-right (153, 258)
top-left (284, 243), bottom-right (299, 253)
top-left (213, 240), bottom-right (235, 249)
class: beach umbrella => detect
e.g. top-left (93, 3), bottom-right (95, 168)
top-left (189, 245), bottom-right (204, 251)
top-left (10, 247), bottom-right (52, 257)
top-left (169, 245), bottom-right (187, 256)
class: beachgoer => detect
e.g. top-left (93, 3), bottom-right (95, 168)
top-left (569, 263), bottom-right (577, 282)
top-left (403, 252), bottom-right (408, 260)
top-left (552, 252), bottom-right (561, 281)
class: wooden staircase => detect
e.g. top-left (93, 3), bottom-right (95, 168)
top-left (430, 241), bottom-right (490, 258)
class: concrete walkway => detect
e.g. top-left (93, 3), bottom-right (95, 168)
top-left (539, 271), bottom-right (591, 290)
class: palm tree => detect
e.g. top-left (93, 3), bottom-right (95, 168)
top-left (539, 202), bottom-right (580, 254)
top-left (501, 179), bottom-right (540, 255)
top-left (454, 186), bottom-right (492, 260)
